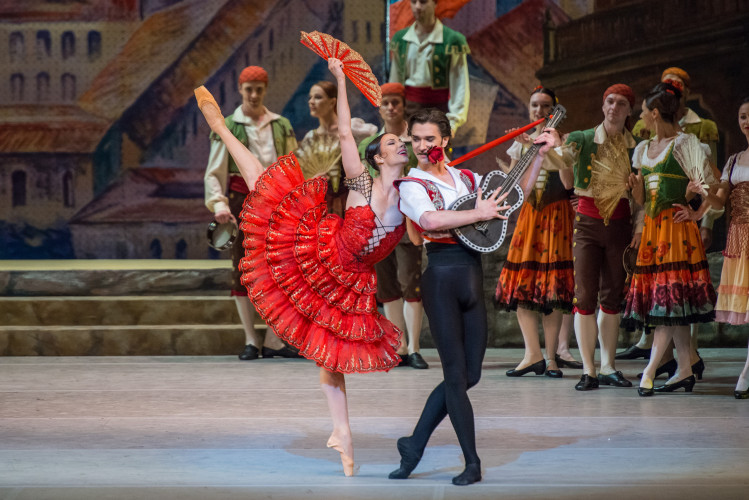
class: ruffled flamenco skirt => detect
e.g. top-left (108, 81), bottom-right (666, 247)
top-left (495, 200), bottom-right (575, 314)
top-left (624, 208), bottom-right (716, 326)
top-left (238, 154), bottom-right (402, 373)
top-left (716, 221), bottom-right (749, 325)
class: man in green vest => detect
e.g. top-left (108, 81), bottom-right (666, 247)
top-left (204, 65), bottom-right (298, 361)
top-left (543, 84), bottom-right (641, 392)
top-left (358, 82), bottom-right (426, 369)
top-left (389, 0), bottom-right (470, 135)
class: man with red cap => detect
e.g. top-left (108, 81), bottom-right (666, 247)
top-left (203, 66), bottom-right (299, 360)
top-left (358, 82), bottom-right (427, 369)
top-left (541, 84), bottom-right (641, 391)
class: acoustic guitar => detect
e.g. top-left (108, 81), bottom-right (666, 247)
top-left (449, 104), bottom-right (567, 253)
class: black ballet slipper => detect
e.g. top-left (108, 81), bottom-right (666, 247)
top-left (388, 436), bottom-right (423, 479)
top-left (452, 463), bottom-right (482, 486)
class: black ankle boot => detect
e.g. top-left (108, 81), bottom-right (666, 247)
top-left (452, 463), bottom-right (482, 485)
top-left (388, 436), bottom-right (423, 479)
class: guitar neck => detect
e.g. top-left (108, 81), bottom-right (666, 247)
top-left (495, 105), bottom-right (566, 198)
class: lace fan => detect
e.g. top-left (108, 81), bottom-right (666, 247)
top-left (672, 135), bottom-right (711, 195)
top-left (590, 133), bottom-right (631, 225)
top-left (300, 31), bottom-right (381, 107)
top-left (295, 132), bottom-right (343, 192)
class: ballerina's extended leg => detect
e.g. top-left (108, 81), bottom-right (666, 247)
top-left (194, 86), bottom-right (264, 189)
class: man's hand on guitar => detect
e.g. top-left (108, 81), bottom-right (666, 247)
top-left (474, 188), bottom-right (510, 221)
top-left (534, 128), bottom-right (561, 156)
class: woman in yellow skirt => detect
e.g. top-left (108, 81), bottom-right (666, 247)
top-left (624, 81), bottom-right (717, 396)
top-left (700, 97), bottom-right (749, 398)
top-left (495, 87), bottom-right (575, 378)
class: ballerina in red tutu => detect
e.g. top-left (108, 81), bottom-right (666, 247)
top-left (194, 58), bottom-right (414, 476)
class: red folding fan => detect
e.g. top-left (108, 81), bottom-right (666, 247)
top-left (300, 31), bottom-right (381, 107)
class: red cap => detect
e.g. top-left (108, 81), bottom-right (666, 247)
top-left (380, 82), bottom-right (405, 97)
top-left (238, 66), bottom-right (268, 85)
top-left (603, 84), bottom-right (635, 109)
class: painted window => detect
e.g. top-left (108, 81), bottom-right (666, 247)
top-left (12, 170), bottom-right (27, 207)
top-left (9, 31), bottom-right (24, 62)
top-left (61, 31), bottom-right (75, 60)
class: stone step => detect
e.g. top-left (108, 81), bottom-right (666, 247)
top-left (0, 325), bottom-right (253, 356)
top-left (0, 296), bottom-right (261, 327)
top-left (0, 260), bottom-right (232, 296)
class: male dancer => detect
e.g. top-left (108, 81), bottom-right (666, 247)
top-left (358, 82), bottom-right (426, 369)
top-left (390, 108), bottom-right (519, 485)
top-left (543, 85), bottom-right (641, 391)
top-left (389, 0), bottom-right (470, 134)
top-left (204, 66), bottom-right (299, 360)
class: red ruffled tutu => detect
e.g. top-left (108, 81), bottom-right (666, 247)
top-left (239, 154), bottom-right (403, 373)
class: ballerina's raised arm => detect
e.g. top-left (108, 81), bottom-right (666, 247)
top-left (328, 58), bottom-right (365, 181)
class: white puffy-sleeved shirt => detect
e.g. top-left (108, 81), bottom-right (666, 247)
top-left (398, 165), bottom-right (481, 228)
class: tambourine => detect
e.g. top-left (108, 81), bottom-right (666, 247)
top-left (623, 245), bottom-right (638, 282)
top-left (206, 219), bottom-right (238, 250)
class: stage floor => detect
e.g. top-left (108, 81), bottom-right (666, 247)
top-left (2, 348), bottom-right (749, 499)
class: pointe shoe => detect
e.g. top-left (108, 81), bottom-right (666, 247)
top-left (194, 86), bottom-right (225, 129)
top-left (654, 375), bottom-right (696, 393)
top-left (388, 436), bottom-right (423, 479)
top-left (327, 435), bottom-right (356, 476)
top-left (506, 359), bottom-right (546, 377)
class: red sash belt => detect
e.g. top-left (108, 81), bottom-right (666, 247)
top-left (577, 196), bottom-right (630, 220)
top-left (229, 174), bottom-right (250, 195)
top-left (405, 86), bottom-right (450, 105)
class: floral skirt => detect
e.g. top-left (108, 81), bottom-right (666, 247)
top-left (716, 222), bottom-right (749, 325)
top-left (495, 200), bottom-right (574, 314)
top-left (623, 207), bottom-right (716, 326)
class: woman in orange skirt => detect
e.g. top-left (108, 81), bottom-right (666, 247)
top-left (495, 87), bottom-right (575, 378)
top-left (624, 81), bottom-right (717, 396)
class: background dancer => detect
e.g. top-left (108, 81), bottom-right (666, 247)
top-left (695, 97), bottom-right (749, 398)
top-left (359, 82), bottom-right (427, 369)
top-left (495, 86), bottom-right (575, 380)
top-left (391, 108), bottom-right (510, 485)
top-left (624, 81), bottom-right (717, 397)
top-left (542, 84), bottom-right (640, 391)
top-left (195, 58), bottom-right (408, 476)
top-left (202, 65), bottom-right (298, 361)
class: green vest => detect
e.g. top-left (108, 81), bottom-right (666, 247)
top-left (565, 128), bottom-right (637, 190)
top-left (391, 24), bottom-right (469, 90)
top-left (210, 113), bottom-right (295, 174)
top-left (640, 141), bottom-right (689, 218)
top-left (358, 132), bottom-right (417, 178)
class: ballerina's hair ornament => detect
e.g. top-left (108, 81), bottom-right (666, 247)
top-left (603, 84), bottom-right (635, 109)
top-left (661, 67), bottom-right (690, 88)
top-left (300, 31), bottom-right (381, 107)
top-left (238, 66), bottom-right (268, 85)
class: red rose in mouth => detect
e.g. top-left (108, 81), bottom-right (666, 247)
top-left (427, 146), bottom-right (444, 164)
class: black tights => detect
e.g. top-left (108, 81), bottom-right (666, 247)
top-left (409, 256), bottom-right (487, 465)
